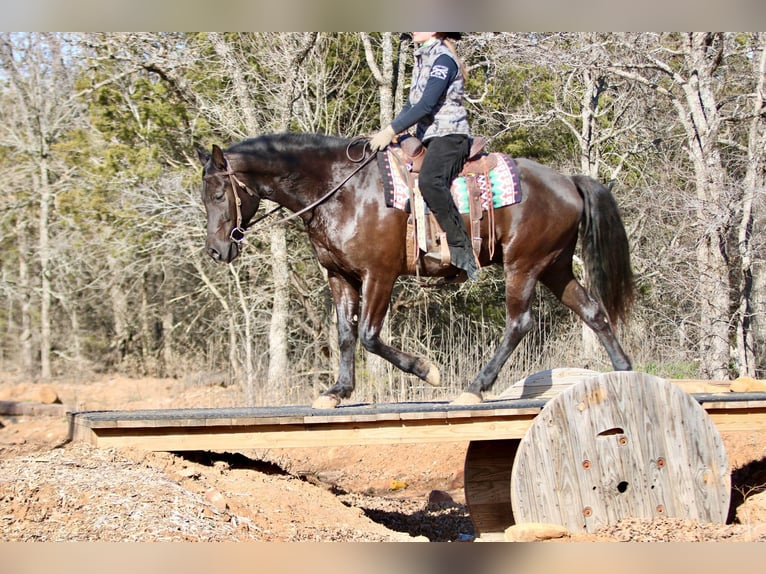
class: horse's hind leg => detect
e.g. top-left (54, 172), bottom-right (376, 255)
top-left (540, 265), bottom-right (632, 371)
top-left (453, 271), bottom-right (538, 405)
top-left (312, 274), bottom-right (361, 409)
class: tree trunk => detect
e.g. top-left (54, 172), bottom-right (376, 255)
top-left (267, 226), bottom-right (290, 399)
top-left (160, 266), bottom-right (175, 378)
top-left (16, 218), bottom-right (34, 378)
top-left (191, 253), bottom-right (241, 387)
top-left (267, 33), bottom-right (317, 393)
top-left (361, 32), bottom-right (395, 126)
top-left (37, 155), bottom-right (53, 380)
top-left (681, 33), bottom-right (731, 379)
top-left (106, 254), bottom-right (130, 368)
top-left (395, 35), bottom-right (410, 114)
top-left (754, 254), bottom-right (766, 378)
top-left (735, 33), bottom-right (766, 377)
top-left (229, 265), bottom-right (255, 404)
top-left (140, 274), bottom-right (153, 376)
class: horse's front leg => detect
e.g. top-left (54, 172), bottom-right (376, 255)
top-left (358, 275), bottom-right (440, 387)
top-left (312, 274), bottom-right (361, 409)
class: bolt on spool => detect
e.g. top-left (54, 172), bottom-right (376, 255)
top-left (656, 457), bottom-right (666, 468)
top-left (582, 459), bottom-right (591, 470)
top-left (583, 506), bottom-right (593, 517)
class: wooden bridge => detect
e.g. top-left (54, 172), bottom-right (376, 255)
top-left (68, 372), bottom-right (766, 539)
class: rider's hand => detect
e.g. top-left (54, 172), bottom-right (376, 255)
top-left (369, 125), bottom-right (396, 152)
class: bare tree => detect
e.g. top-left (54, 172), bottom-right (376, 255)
top-left (207, 32), bottom-right (319, 399)
top-left (606, 33), bottom-right (737, 379)
top-left (541, 33), bottom-right (643, 364)
top-left (735, 33), bottom-right (766, 376)
top-left (0, 33), bottom-right (85, 380)
top-left (361, 33), bottom-right (397, 126)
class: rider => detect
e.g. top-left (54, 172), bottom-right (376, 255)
top-left (368, 32), bottom-right (480, 282)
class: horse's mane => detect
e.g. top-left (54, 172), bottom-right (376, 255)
top-left (228, 133), bottom-right (352, 156)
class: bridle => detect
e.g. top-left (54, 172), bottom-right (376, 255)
top-left (203, 140), bottom-right (376, 245)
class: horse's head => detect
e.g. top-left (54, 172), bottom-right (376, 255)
top-left (197, 144), bottom-right (261, 263)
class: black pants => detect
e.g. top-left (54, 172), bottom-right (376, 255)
top-left (419, 134), bottom-right (478, 277)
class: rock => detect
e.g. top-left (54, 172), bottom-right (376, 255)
top-left (427, 489), bottom-right (455, 509)
top-left (33, 385), bottom-right (60, 405)
top-left (315, 470), bottom-right (343, 484)
top-left (736, 490), bottom-right (766, 524)
top-left (504, 522), bottom-right (570, 542)
top-left (178, 467), bottom-right (201, 480)
top-left (205, 488), bottom-right (228, 513)
top-left (0, 383), bottom-right (60, 404)
top-left (731, 376), bottom-right (766, 393)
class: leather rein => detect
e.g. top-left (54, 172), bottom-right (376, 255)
top-left (204, 141), bottom-right (376, 245)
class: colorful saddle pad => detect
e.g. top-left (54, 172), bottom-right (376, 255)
top-left (379, 151), bottom-right (523, 213)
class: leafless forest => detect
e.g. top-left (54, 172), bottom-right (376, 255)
top-left (1, 33), bottom-right (765, 405)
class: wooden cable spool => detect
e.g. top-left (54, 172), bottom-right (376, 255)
top-left (465, 371), bottom-right (731, 536)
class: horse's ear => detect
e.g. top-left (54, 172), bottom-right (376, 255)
top-left (196, 146), bottom-right (211, 166)
top-left (211, 144), bottom-right (227, 170)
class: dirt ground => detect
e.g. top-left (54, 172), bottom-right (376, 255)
top-left (1, 373), bottom-right (766, 542)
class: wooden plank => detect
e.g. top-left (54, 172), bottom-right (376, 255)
top-left (74, 415), bottom-right (539, 451)
top-left (74, 402), bottom-right (542, 427)
top-left (672, 379), bottom-right (732, 393)
top-left (704, 407), bottom-right (766, 432)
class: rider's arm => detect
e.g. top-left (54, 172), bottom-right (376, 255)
top-left (390, 55), bottom-right (458, 134)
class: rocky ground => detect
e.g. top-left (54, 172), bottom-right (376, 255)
top-left (1, 373), bottom-right (766, 542)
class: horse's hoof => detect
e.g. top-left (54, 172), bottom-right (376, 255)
top-left (450, 391), bottom-right (483, 405)
top-left (424, 364), bottom-right (440, 386)
top-left (312, 394), bottom-right (341, 409)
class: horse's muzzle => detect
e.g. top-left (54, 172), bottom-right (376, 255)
top-left (206, 238), bottom-right (239, 263)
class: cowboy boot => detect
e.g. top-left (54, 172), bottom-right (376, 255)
top-left (426, 208), bottom-right (480, 281)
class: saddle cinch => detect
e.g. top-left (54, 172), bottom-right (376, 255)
top-left (388, 135), bottom-right (498, 273)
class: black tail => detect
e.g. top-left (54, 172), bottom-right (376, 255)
top-left (572, 175), bottom-right (635, 324)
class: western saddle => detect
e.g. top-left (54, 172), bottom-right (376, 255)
top-left (396, 134), bottom-right (495, 175)
top-left (387, 135), bottom-right (498, 278)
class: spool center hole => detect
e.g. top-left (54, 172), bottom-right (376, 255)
top-left (617, 481), bottom-right (629, 493)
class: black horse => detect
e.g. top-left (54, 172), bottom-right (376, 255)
top-left (198, 133), bottom-right (634, 408)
